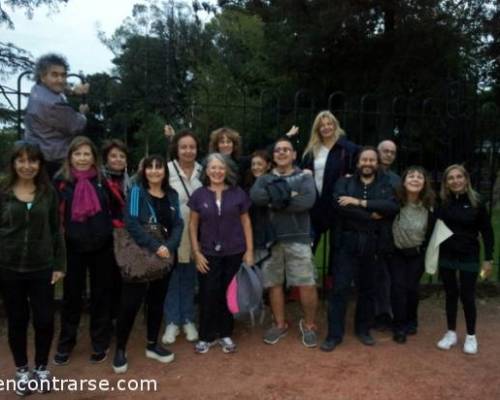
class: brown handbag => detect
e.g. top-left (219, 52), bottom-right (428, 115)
top-left (113, 201), bottom-right (173, 283)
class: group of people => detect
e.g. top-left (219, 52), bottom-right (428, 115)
top-left (0, 53), bottom-right (495, 396)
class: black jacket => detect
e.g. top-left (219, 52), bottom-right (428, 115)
top-left (0, 186), bottom-right (66, 272)
top-left (333, 171), bottom-right (399, 253)
top-left (55, 176), bottom-right (113, 253)
top-left (301, 137), bottom-right (360, 235)
top-left (438, 193), bottom-right (494, 262)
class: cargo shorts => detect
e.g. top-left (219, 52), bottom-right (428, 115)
top-left (261, 242), bottom-right (316, 288)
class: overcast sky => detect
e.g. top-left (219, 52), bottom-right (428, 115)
top-left (1, 0), bottom-right (151, 93)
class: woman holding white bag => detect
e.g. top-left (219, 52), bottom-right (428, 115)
top-left (436, 164), bottom-right (494, 355)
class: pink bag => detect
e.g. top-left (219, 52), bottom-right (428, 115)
top-left (226, 264), bottom-right (264, 324)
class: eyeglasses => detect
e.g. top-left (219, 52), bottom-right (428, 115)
top-left (273, 147), bottom-right (293, 154)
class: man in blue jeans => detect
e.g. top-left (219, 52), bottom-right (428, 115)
top-left (321, 147), bottom-right (399, 351)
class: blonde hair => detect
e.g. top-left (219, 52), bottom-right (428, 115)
top-left (440, 164), bottom-right (480, 207)
top-left (58, 136), bottom-right (102, 182)
top-left (303, 110), bottom-right (345, 159)
top-left (208, 127), bottom-right (242, 160)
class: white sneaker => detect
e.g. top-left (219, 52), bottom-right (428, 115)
top-left (219, 337), bottom-right (237, 353)
top-left (437, 330), bottom-right (457, 350)
top-left (161, 323), bottom-right (180, 345)
top-left (183, 322), bottom-right (199, 342)
top-left (463, 334), bottom-right (478, 355)
top-left (33, 366), bottom-right (51, 393)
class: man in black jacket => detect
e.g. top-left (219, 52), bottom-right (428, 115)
top-left (321, 147), bottom-right (399, 351)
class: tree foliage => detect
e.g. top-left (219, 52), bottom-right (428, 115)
top-left (0, 0), bottom-right (68, 77)
top-left (76, 0), bottom-right (500, 160)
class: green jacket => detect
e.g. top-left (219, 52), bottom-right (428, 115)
top-left (0, 186), bottom-right (66, 273)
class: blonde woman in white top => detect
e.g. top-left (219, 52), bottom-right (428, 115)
top-left (162, 129), bottom-right (203, 345)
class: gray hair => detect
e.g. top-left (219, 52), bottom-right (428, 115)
top-left (34, 53), bottom-right (69, 83)
top-left (201, 153), bottom-right (238, 187)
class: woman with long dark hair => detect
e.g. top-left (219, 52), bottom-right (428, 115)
top-left (0, 141), bottom-right (65, 395)
top-left (436, 164), bottom-right (494, 355)
top-left (390, 166), bottom-right (436, 344)
top-left (113, 154), bottom-right (183, 373)
top-left (53, 136), bottom-right (114, 366)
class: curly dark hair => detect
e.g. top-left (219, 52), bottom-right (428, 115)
top-left (101, 139), bottom-right (128, 165)
top-left (208, 127), bottom-right (242, 160)
top-left (396, 166), bottom-right (435, 209)
top-left (169, 129), bottom-right (200, 161)
top-left (34, 53), bottom-right (69, 83)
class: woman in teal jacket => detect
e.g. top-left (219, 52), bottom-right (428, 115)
top-left (0, 141), bottom-right (66, 396)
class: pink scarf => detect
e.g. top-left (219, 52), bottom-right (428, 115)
top-left (71, 168), bottom-right (102, 222)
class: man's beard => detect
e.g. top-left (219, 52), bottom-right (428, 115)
top-left (359, 166), bottom-right (376, 178)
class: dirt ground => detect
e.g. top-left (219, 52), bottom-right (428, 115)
top-left (1, 293), bottom-right (499, 400)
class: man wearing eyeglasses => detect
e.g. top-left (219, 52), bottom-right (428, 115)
top-left (250, 137), bottom-right (318, 348)
top-left (24, 53), bottom-right (89, 178)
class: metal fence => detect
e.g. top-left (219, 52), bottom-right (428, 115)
top-left (4, 72), bottom-right (500, 283)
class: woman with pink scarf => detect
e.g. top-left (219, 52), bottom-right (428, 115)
top-left (52, 136), bottom-right (114, 366)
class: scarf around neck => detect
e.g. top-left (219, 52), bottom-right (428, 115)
top-left (71, 167), bottom-right (102, 222)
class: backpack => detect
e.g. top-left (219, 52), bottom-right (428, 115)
top-left (226, 264), bottom-right (265, 326)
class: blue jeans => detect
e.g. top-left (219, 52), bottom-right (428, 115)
top-left (164, 262), bottom-right (197, 325)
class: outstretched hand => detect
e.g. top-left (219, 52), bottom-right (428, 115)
top-left (72, 83), bottom-right (90, 95)
top-left (164, 124), bottom-right (175, 139)
top-left (51, 271), bottom-right (65, 285)
top-left (286, 125), bottom-right (299, 137)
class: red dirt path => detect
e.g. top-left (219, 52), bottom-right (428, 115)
top-left (1, 294), bottom-right (499, 400)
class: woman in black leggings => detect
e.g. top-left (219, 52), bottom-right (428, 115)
top-left (390, 166), bottom-right (435, 344)
top-left (112, 155), bottom-right (183, 374)
top-left (436, 164), bottom-right (494, 355)
top-left (0, 141), bottom-right (65, 395)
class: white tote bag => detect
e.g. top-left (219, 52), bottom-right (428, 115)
top-left (425, 219), bottom-right (454, 275)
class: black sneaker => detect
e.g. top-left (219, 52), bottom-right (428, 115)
top-left (15, 367), bottom-right (32, 397)
top-left (373, 313), bottom-right (393, 332)
top-left (145, 344), bottom-right (175, 364)
top-left (320, 338), bottom-right (342, 352)
top-left (406, 322), bottom-right (418, 335)
top-left (90, 349), bottom-right (108, 364)
top-left (393, 331), bottom-right (407, 344)
top-left (53, 352), bottom-right (70, 366)
top-left (356, 332), bottom-right (376, 346)
top-left (33, 365), bottom-right (52, 393)
top-left (112, 349), bottom-right (128, 374)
